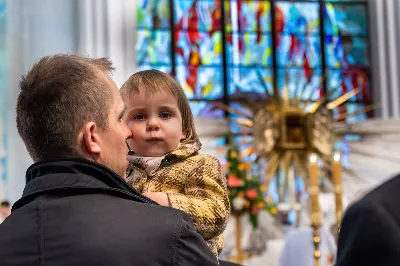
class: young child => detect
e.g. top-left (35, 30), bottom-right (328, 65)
top-left (120, 70), bottom-right (230, 258)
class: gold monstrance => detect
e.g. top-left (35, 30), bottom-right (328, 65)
top-left (219, 72), bottom-right (376, 266)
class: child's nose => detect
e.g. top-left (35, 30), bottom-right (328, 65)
top-left (147, 117), bottom-right (160, 131)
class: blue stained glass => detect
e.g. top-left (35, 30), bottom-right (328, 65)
top-left (325, 35), bottom-right (369, 68)
top-left (226, 33), bottom-right (272, 66)
top-left (228, 67), bottom-right (273, 97)
top-left (277, 35), bottom-right (321, 68)
top-left (136, 30), bottom-right (171, 65)
top-left (233, 136), bottom-right (257, 163)
top-left (225, 1), bottom-right (271, 33)
top-left (208, 137), bottom-right (228, 165)
top-left (135, 0), bottom-right (371, 124)
top-left (137, 64), bottom-right (172, 75)
top-left (137, 0), bottom-right (170, 29)
top-left (332, 103), bottom-right (368, 124)
top-left (276, 2), bottom-right (320, 34)
top-left (229, 103), bottom-right (254, 134)
top-left (174, 0), bottom-right (221, 32)
top-left (327, 69), bottom-right (371, 102)
top-left (175, 31), bottom-right (222, 66)
top-left (176, 65), bottom-right (223, 99)
top-left (324, 4), bottom-right (368, 36)
top-left (277, 68), bottom-right (323, 101)
top-left (189, 101), bottom-right (224, 119)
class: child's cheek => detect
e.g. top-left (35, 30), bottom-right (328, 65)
top-left (131, 127), bottom-right (145, 140)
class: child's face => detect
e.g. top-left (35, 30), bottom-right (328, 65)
top-left (123, 91), bottom-right (185, 157)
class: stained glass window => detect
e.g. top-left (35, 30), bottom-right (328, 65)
top-left (173, 0), bottom-right (224, 100)
top-left (136, 0), bottom-right (172, 73)
top-left (324, 4), bottom-right (368, 36)
top-left (332, 103), bottom-right (369, 123)
top-left (277, 68), bottom-right (323, 101)
top-left (228, 68), bottom-right (273, 96)
top-left (190, 101), bottom-right (224, 119)
top-left (324, 2), bottom-right (370, 104)
top-left (275, 0), bottom-right (323, 110)
top-left (174, 1), bottom-right (221, 32)
top-left (325, 36), bottom-right (369, 68)
top-left (136, 30), bottom-right (171, 65)
top-left (277, 35), bottom-right (322, 68)
top-left (176, 65), bottom-right (224, 100)
top-left (228, 102), bottom-right (254, 134)
top-left (276, 2), bottom-right (320, 35)
top-left (327, 69), bottom-right (370, 101)
top-left (224, 1), bottom-right (272, 33)
top-left (135, 0), bottom-right (371, 134)
top-left (226, 33), bottom-right (273, 66)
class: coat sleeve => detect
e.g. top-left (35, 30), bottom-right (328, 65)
top-left (173, 213), bottom-right (219, 266)
top-left (336, 199), bottom-right (399, 266)
top-left (166, 155), bottom-right (230, 240)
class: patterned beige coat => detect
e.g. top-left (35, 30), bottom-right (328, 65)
top-left (126, 141), bottom-right (230, 258)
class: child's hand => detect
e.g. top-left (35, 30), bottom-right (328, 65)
top-left (143, 192), bottom-right (170, 206)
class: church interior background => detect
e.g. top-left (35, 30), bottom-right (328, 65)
top-left (1, 0), bottom-right (400, 265)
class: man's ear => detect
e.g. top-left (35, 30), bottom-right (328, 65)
top-left (82, 122), bottom-right (102, 154)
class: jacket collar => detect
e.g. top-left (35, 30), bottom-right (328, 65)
top-left (167, 140), bottom-right (201, 159)
top-left (13, 158), bottom-right (155, 211)
top-left (128, 140), bottom-right (201, 171)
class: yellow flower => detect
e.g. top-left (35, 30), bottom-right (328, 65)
top-left (270, 207), bottom-right (277, 215)
top-left (238, 163), bottom-right (251, 171)
top-left (230, 151), bottom-right (237, 159)
top-left (260, 185), bottom-right (268, 192)
top-left (257, 202), bottom-right (264, 208)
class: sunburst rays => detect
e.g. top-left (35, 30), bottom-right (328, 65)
top-left (221, 71), bottom-right (376, 208)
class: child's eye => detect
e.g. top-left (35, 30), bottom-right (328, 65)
top-left (134, 114), bottom-right (145, 120)
top-left (160, 112), bottom-right (171, 120)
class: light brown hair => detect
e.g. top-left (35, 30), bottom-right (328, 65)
top-left (16, 54), bottom-right (115, 162)
top-left (120, 69), bottom-right (199, 144)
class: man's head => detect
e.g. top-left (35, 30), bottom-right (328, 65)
top-left (0, 201), bottom-right (11, 219)
top-left (16, 54), bottom-right (132, 178)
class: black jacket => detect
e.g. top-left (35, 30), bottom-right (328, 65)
top-left (336, 174), bottom-right (400, 266)
top-left (0, 158), bottom-right (218, 266)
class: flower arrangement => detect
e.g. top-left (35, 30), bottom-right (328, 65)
top-left (226, 145), bottom-right (277, 228)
